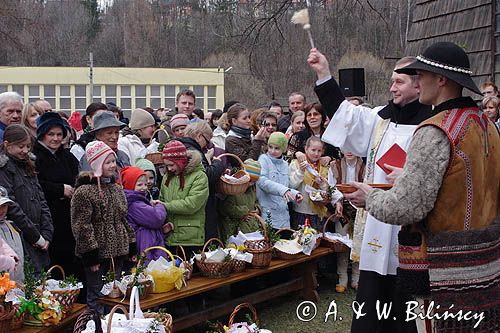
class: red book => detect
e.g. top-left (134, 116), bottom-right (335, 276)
top-left (376, 143), bottom-right (407, 174)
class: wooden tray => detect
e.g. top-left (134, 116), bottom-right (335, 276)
top-left (336, 183), bottom-right (393, 193)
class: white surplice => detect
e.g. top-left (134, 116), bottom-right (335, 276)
top-left (322, 100), bottom-right (417, 275)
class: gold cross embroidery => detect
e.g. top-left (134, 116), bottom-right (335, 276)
top-left (368, 238), bottom-right (382, 253)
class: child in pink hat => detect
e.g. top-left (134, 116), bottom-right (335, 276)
top-left (71, 140), bottom-right (137, 313)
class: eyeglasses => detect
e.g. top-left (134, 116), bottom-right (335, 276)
top-left (262, 122), bottom-right (277, 128)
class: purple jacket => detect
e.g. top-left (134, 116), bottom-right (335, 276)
top-left (124, 189), bottom-right (167, 261)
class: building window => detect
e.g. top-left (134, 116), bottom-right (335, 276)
top-left (135, 85), bottom-right (146, 109)
top-left (44, 85), bottom-right (56, 109)
top-left (165, 85), bottom-right (176, 109)
top-left (12, 85), bottom-right (24, 96)
top-left (59, 85), bottom-right (71, 112)
top-left (92, 85), bottom-right (102, 103)
top-left (105, 85), bottom-right (116, 105)
top-left (75, 85), bottom-right (87, 112)
top-left (28, 85), bottom-right (40, 102)
top-left (207, 86), bottom-right (217, 111)
top-left (120, 85), bottom-right (131, 119)
top-left (150, 85), bottom-right (161, 109)
top-left (193, 85), bottom-right (204, 109)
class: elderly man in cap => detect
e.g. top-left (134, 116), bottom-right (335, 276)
top-left (79, 111), bottom-right (131, 173)
top-left (347, 42), bottom-right (500, 332)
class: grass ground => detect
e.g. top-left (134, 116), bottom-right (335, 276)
top-left (256, 275), bottom-right (356, 332)
top-left (186, 274), bottom-right (356, 333)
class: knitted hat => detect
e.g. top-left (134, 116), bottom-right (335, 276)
top-left (170, 114), bottom-right (189, 130)
top-left (243, 159), bottom-right (261, 183)
top-left (85, 140), bottom-right (116, 177)
top-left (129, 108), bottom-right (155, 130)
top-left (120, 166), bottom-right (146, 191)
top-left (36, 112), bottom-right (68, 141)
top-left (268, 132), bottom-right (288, 153)
top-left (135, 158), bottom-right (157, 179)
top-left (162, 140), bottom-right (188, 171)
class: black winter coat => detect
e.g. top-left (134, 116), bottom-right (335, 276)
top-left (0, 150), bottom-right (53, 275)
top-left (33, 142), bottom-right (79, 269)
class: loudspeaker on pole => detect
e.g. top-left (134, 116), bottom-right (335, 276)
top-left (339, 68), bottom-right (365, 97)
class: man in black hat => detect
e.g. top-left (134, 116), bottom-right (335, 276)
top-left (308, 48), bottom-right (437, 333)
top-left (347, 42), bottom-right (500, 332)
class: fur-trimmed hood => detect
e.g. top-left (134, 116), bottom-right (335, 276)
top-left (0, 149), bottom-right (36, 169)
top-left (183, 149), bottom-right (203, 174)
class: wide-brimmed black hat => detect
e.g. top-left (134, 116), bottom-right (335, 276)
top-left (395, 42), bottom-right (481, 95)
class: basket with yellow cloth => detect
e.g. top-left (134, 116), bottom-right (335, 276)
top-left (142, 246), bottom-right (186, 294)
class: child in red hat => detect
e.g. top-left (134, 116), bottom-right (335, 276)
top-left (120, 166), bottom-right (168, 261)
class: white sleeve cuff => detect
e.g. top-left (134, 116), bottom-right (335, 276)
top-left (35, 236), bottom-right (46, 246)
top-left (316, 75), bottom-right (332, 86)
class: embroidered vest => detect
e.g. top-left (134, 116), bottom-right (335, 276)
top-left (419, 107), bottom-right (500, 233)
top-left (397, 106), bottom-right (500, 295)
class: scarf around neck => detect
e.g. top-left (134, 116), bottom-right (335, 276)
top-left (230, 125), bottom-right (252, 139)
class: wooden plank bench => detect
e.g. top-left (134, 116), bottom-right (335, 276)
top-left (99, 247), bottom-right (334, 331)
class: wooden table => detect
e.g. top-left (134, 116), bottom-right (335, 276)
top-left (100, 247), bottom-right (334, 331)
top-left (13, 303), bottom-right (87, 333)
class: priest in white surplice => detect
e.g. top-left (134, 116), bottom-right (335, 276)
top-left (308, 48), bottom-right (438, 333)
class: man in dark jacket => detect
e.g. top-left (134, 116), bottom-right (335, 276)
top-left (277, 92), bottom-right (306, 133)
top-left (178, 122), bottom-right (226, 241)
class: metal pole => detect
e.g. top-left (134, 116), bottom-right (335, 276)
top-left (89, 52), bottom-right (94, 101)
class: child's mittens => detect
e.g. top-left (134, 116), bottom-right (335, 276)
top-left (163, 222), bottom-right (174, 235)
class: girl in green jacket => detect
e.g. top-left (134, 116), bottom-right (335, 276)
top-left (160, 140), bottom-right (209, 257)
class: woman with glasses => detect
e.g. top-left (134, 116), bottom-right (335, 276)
top-left (288, 103), bottom-right (341, 163)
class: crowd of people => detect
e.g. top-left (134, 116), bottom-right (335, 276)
top-left (0, 41), bottom-right (498, 333)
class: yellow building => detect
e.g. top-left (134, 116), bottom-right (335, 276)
top-left (0, 66), bottom-right (225, 117)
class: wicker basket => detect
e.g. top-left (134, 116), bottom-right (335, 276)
top-left (106, 305), bottom-right (128, 333)
top-left (145, 129), bottom-right (170, 165)
top-left (176, 245), bottom-right (193, 280)
top-left (321, 214), bottom-right (350, 253)
top-left (214, 153), bottom-right (250, 195)
top-left (73, 308), bottom-right (101, 333)
top-left (228, 302), bottom-right (259, 328)
top-left (36, 265), bottom-right (80, 315)
top-left (107, 257), bottom-right (122, 299)
top-left (231, 259), bottom-right (247, 273)
top-left (145, 151), bottom-right (163, 165)
top-left (244, 214), bottom-right (272, 268)
top-left (144, 311), bottom-right (173, 333)
top-left (0, 297), bottom-right (16, 331)
top-left (139, 246), bottom-right (181, 294)
top-left (274, 228), bottom-right (303, 260)
top-left (125, 280), bottom-right (152, 300)
top-left (195, 238), bottom-right (234, 278)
